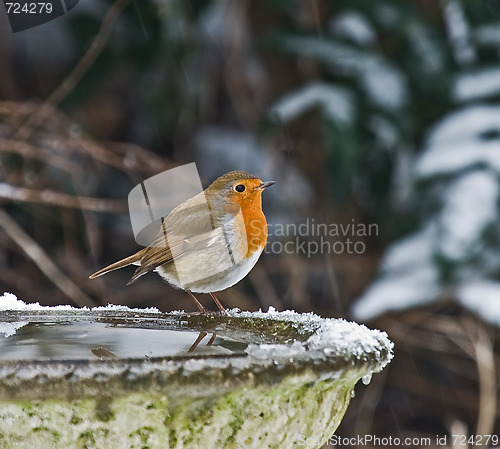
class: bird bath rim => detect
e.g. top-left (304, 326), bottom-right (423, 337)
top-left (0, 295), bottom-right (393, 402)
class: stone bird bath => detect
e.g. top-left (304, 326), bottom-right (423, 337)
top-left (0, 293), bottom-right (392, 448)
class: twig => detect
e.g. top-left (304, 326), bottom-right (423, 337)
top-left (0, 138), bottom-right (82, 178)
top-left (0, 183), bottom-right (128, 212)
top-left (462, 317), bottom-right (496, 436)
top-left (0, 209), bottom-right (93, 307)
top-left (248, 263), bottom-right (283, 310)
top-left (14, 0), bottom-right (132, 141)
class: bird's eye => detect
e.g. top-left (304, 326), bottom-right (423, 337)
top-left (234, 184), bottom-right (246, 193)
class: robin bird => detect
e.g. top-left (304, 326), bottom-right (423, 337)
top-left (89, 171), bottom-right (274, 312)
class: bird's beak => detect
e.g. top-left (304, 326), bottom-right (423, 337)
top-left (256, 180), bottom-right (275, 190)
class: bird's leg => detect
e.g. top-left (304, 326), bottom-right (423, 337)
top-left (209, 292), bottom-right (225, 312)
top-left (206, 333), bottom-right (216, 346)
top-left (186, 290), bottom-right (206, 312)
top-left (188, 331), bottom-right (207, 353)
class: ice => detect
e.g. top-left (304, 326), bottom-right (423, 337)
top-left (269, 82), bottom-right (354, 125)
top-left (454, 67), bottom-right (500, 102)
top-left (457, 281), bottom-right (500, 326)
top-left (0, 321), bottom-right (28, 338)
top-left (329, 11), bottom-right (376, 46)
top-left (361, 373), bottom-right (372, 385)
top-left (436, 171), bottom-right (498, 261)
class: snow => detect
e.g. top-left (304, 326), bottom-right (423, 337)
top-left (304, 316), bottom-right (393, 365)
top-left (436, 171), bottom-right (498, 261)
top-left (246, 340), bottom-right (307, 360)
top-left (367, 115), bottom-right (400, 149)
top-left (0, 292), bottom-right (161, 314)
top-left (275, 35), bottom-right (407, 110)
top-left (0, 298), bottom-right (394, 377)
top-left (380, 224), bottom-right (436, 273)
top-left (442, 0), bottom-right (476, 66)
top-left (427, 105), bottom-right (500, 146)
top-left (226, 306), bottom-right (322, 330)
top-left (351, 266), bottom-right (440, 322)
top-left (475, 23), bottom-right (500, 46)
top-left (276, 35), bottom-right (357, 72)
top-left (92, 304), bottom-right (161, 313)
top-left (0, 292), bottom-right (75, 311)
top-left (457, 281), bottom-right (500, 326)
top-left (352, 171), bottom-right (499, 320)
top-left (353, 100), bottom-right (500, 323)
top-left (269, 82), bottom-right (354, 125)
top-left (227, 307), bottom-right (393, 369)
top-left (360, 60), bottom-right (407, 110)
top-left (352, 222), bottom-right (442, 321)
top-left (416, 105), bottom-right (500, 177)
top-left (416, 141), bottom-right (500, 177)
top-left (454, 67), bottom-right (500, 102)
top-left (329, 11), bottom-right (376, 46)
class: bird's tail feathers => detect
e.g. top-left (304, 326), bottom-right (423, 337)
top-left (89, 249), bottom-right (146, 279)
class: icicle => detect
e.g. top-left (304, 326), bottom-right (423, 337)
top-left (361, 373), bottom-right (372, 385)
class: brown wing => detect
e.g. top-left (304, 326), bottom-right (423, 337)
top-left (128, 192), bottom-right (219, 283)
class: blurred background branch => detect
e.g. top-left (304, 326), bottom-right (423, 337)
top-left (14, 0), bottom-right (132, 142)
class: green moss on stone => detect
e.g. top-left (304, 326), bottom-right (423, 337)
top-left (0, 372), bottom-right (359, 449)
top-left (70, 414), bottom-right (83, 425)
top-left (94, 399), bottom-right (114, 422)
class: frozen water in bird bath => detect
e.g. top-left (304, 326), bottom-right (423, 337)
top-left (0, 293), bottom-right (393, 449)
top-left (0, 322), bottom-right (246, 360)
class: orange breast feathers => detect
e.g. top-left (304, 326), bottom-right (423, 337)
top-left (225, 182), bottom-right (268, 259)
